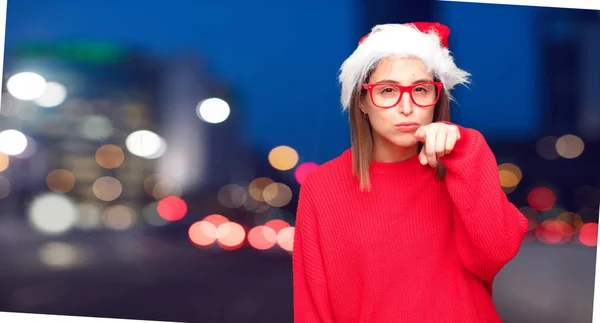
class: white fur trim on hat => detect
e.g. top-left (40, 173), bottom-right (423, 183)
top-left (338, 23), bottom-right (470, 110)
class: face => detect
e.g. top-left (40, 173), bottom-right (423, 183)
top-left (360, 57), bottom-right (437, 149)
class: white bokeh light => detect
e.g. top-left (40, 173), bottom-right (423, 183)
top-left (197, 98), bottom-right (230, 124)
top-left (0, 129), bottom-right (28, 156)
top-left (28, 193), bottom-right (78, 235)
top-left (34, 82), bottom-right (68, 108)
top-left (6, 72), bottom-right (47, 100)
top-left (125, 130), bottom-right (165, 159)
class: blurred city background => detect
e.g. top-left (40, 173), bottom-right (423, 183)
top-left (0, 1), bottom-right (599, 323)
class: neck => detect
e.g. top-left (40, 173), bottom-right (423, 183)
top-left (372, 137), bottom-right (419, 163)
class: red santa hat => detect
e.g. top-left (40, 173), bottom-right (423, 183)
top-left (339, 22), bottom-right (470, 110)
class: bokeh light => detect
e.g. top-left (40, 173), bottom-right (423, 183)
top-left (28, 193), bottom-right (78, 235)
top-left (79, 115), bottom-right (114, 141)
top-left (125, 130), bottom-right (166, 159)
top-left (277, 227), bottom-right (295, 252)
top-left (75, 203), bottom-right (103, 230)
top-left (92, 176), bottom-right (123, 201)
top-left (294, 162), bottom-right (319, 185)
top-left (157, 196), bottom-right (187, 221)
top-left (142, 202), bottom-right (169, 227)
top-left (0, 153), bottom-right (9, 172)
top-left (152, 180), bottom-right (182, 200)
top-left (244, 197), bottom-right (270, 213)
top-left (536, 136), bottom-right (559, 160)
top-left (0, 129), bottom-right (28, 156)
top-left (268, 146), bottom-right (299, 171)
top-left (527, 187), bottom-right (556, 211)
top-left (7, 72), bottom-right (47, 100)
top-left (535, 219), bottom-right (573, 244)
top-left (247, 225), bottom-right (277, 250)
top-left (46, 169), bottom-right (76, 193)
top-left (189, 221), bottom-right (218, 247)
top-left (95, 144), bottom-right (125, 169)
top-left (14, 136), bottom-right (37, 159)
top-left (203, 214), bottom-right (229, 227)
top-left (248, 177), bottom-right (275, 202)
top-left (578, 223), bottom-right (598, 247)
top-left (263, 182), bottom-right (293, 207)
top-left (498, 163), bottom-right (522, 193)
top-left (217, 184), bottom-right (248, 208)
top-left (196, 98), bottom-right (230, 124)
top-left (265, 219), bottom-right (290, 234)
top-left (556, 212), bottom-right (584, 234)
top-left (34, 82), bottom-right (68, 107)
top-left (216, 222), bottom-right (245, 250)
top-left (38, 242), bottom-right (81, 269)
top-left (103, 205), bottom-right (137, 230)
top-left (555, 134), bottom-right (584, 159)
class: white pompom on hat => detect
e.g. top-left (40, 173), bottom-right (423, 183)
top-left (338, 22), bottom-right (470, 110)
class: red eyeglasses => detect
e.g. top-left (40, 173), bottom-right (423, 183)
top-left (362, 82), bottom-right (444, 108)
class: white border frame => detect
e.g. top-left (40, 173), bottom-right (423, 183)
top-left (439, 0), bottom-right (600, 10)
top-left (0, 0), bottom-right (596, 322)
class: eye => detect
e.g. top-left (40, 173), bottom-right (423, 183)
top-left (377, 86), bottom-right (398, 94)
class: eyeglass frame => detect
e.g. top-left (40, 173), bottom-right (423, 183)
top-left (361, 81), bottom-right (444, 108)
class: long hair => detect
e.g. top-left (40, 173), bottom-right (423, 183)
top-left (349, 69), bottom-right (450, 192)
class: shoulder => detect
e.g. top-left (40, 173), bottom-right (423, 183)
top-left (300, 148), bottom-right (353, 195)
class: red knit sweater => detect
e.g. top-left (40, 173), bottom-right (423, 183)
top-left (292, 124), bottom-right (528, 323)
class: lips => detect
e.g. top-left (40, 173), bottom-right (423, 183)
top-left (394, 122), bottom-right (420, 132)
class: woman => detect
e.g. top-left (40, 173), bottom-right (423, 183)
top-left (292, 22), bottom-right (528, 323)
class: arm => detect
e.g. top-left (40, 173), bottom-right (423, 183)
top-left (293, 181), bottom-right (335, 323)
top-left (439, 124), bottom-right (528, 283)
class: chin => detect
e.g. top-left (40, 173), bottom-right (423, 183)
top-left (387, 133), bottom-right (418, 148)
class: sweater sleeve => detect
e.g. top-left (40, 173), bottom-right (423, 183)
top-left (293, 181), bottom-right (335, 323)
top-left (439, 123), bottom-right (528, 283)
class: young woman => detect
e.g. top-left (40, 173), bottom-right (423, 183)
top-left (292, 22), bottom-right (528, 323)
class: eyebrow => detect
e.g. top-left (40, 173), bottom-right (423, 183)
top-left (373, 79), bottom-right (434, 84)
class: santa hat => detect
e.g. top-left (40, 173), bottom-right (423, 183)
top-left (338, 22), bottom-right (470, 110)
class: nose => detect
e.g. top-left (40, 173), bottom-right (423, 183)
top-left (397, 92), bottom-right (413, 116)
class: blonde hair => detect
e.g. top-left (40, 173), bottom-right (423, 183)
top-left (349, 69), bottom-right (450, 192)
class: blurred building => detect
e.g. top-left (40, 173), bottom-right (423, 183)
top-left (0, 41), bottom-right (162, 236)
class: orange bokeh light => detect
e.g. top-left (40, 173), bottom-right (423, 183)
top-left (217, 222), bottom-right (246, 250)
top-left (277, 226), bottom-right (295, 252)
top-left (188, 221), bottom-right (217, 247)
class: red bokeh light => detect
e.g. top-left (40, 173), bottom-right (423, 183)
top-left (157, 196), bottom-right (188, 221)
top-left (294, 162), bottom-right (319, 185)
top-left (203, 214), bottom-right (229, 227)
top-left (579, 223), bottom-right (598, 247)
top-left (527, 187), bottom-right (556, 211)
top-left (247, 226), bottom-right (277, 250)
top-left (535, 219), bottom-right (572, 244)
top-left (265, 219), bottom-right (290, 234)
